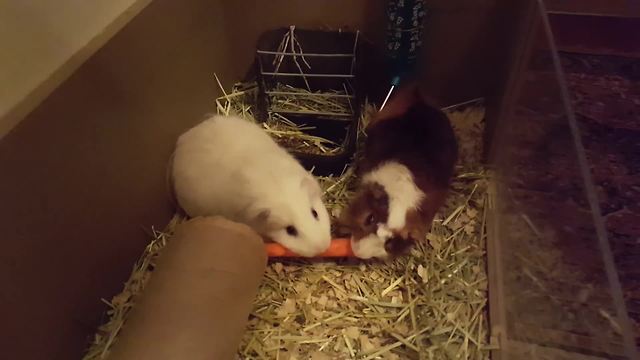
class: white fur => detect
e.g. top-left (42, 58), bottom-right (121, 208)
top-left (352, 161), bottom-right (424, 259)
top-left (376, 224), bottom-right (393, 238)
top-left (362, 161), bottom-right (424, 229)
top-left (172, 115), bottom-right (331, 257)
top-left (350, 224), bottom-right (394, 259)
top-left (351, 234), bottom-right (388, 259)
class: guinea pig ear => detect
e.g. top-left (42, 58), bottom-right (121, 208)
top-left (301, 176), bottom-right (322, 199)
top-left (245, 207), bottom-right (269, 231)
top-left (255, 209), bottom-right (270, 223)
top-left (247, 205), bottom-right (286, 232)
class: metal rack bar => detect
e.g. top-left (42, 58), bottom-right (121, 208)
top-left (266, 91), bottom-right (354, 99)
top-left (442, 97), bottom-right (485, 111)
top-left (260, 72), bottom-right (355, 78)
top-left (270, 109), bottom-right (353, 117)
top-left (257, 50), bottom-right (354, 57)
top-left (350, 30), bottom-right (360, 75)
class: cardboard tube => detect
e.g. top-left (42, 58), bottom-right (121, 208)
top-left (108, 217), bottom-right (267, 360)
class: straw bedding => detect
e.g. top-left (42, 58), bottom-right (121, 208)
top-left (83, 81), bottom-right (490, 360)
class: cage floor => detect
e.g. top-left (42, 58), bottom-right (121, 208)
top-left (83, 82), bottom-right (489, 359)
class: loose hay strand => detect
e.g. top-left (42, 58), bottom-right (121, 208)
top-left (214, 80), bottom-right (347, 156)
top-left (83, 84), bottom-right (491, 359)
top-left (268, 84), bottom-right (353, 117)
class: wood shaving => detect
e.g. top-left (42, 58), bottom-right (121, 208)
top-left (83, 84), bottom-right (490, 359)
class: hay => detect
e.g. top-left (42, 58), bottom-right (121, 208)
top-left (268, 83), bottom-right (354, 117)
top-left (237, 164), bottom-right (491, 360)
top-left (82, 216), bottom-right (182, 360)
top-left (224, 25), bottom-right (357, 155)
top-left (241, 213), bottom-right (489, 359)
top-left (83, 85), bottom-right (490, 359)
top-left (215, 77), bottom-right (344, 155)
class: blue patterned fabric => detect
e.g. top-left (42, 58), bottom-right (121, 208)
top-left (386, 0), bottom-right (427, 85)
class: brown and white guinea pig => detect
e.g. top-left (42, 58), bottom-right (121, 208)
top-left (171, 115), bottom-right (331, 257)
top-left (340, 101), bottom-right (458, 259)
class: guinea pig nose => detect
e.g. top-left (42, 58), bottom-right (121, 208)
top-left (384, 237), bottom-right (414, 256)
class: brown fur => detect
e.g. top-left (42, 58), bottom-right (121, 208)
top-left (338, 183), bottom-right (389, 239)
top-left (343, 96), bottom-right (458, 256)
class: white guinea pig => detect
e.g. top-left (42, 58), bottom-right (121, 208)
top-left (171, 115), bottom-right (332, 257)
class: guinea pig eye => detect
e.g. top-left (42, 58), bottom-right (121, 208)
top-left (286, 225), bottom-right (298, 237)
top-left (311, 208), bottom-right (318, 220)
top-left (365, 214), bottom-right (375, 226)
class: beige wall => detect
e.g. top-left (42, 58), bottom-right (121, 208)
top-left (0, 1), bottom-right (232, 358)
top-left (0, 0), bottom-right (529, 358)
top-left (0, 1), bottom-right (385, 358)
top-left (0, 0), bottom-right (151, 139)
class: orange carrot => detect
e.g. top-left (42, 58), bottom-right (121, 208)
top-left (265, 238), bottom-right (354, 257)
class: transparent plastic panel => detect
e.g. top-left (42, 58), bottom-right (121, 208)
top-left (490, 1), bottom-right (639, 359)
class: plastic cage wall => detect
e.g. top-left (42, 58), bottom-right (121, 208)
top-left (487, 1), bottom-right (640, 359)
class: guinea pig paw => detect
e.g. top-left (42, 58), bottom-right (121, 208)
top-left (351, 234), bottom-right (388, 260)
top-left (375, 224), bottom-right (393, 239)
